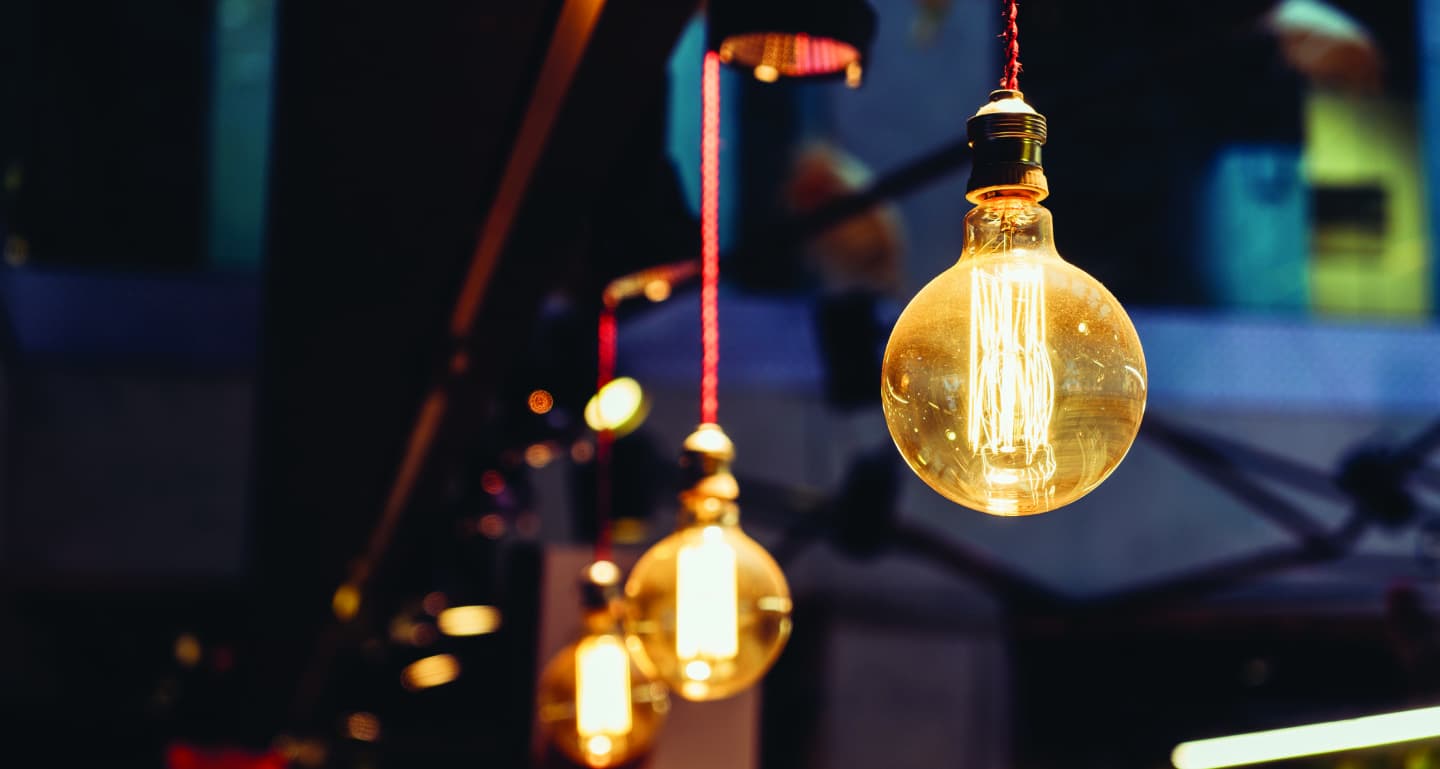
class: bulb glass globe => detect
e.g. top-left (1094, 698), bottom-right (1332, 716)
top-left (881, 192), bottom-right (1146, 515)
top-left (536, 621), bottom-right (668, 767)
top-left (625, 508), bottom-right (791, 701)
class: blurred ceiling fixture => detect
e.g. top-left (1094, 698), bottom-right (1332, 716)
top-left (708, 0), bottom-right (877, 86)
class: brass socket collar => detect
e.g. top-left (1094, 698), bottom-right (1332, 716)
top-left (677, 423), bottom-right (741, 526)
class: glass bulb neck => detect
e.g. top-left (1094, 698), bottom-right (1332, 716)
top-left (582, 606), bottom-right (624, 636)
top-left (960, 193), bottom-right (1058, 262)
top-left (677, 490), bottom-right (740, 528)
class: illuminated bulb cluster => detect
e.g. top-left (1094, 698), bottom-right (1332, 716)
top-left (625, 424), bottom-right (792, 701)
top-left (882, 90), bottom-right (1146, 515)
top-left (538, 426), bottom-right (792, 766)
top-left (537, 562), bottom-right (668, 768)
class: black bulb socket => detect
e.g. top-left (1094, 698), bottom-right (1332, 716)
top-left (965, 89), bottom-right (1050, 203)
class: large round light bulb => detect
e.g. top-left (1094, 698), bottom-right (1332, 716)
top-left (882, 190), bottom-right (1146, 515)
top-left (624, 425), bottom-right (792, 701)
top-left (536, 563), bottom-right (669, 768)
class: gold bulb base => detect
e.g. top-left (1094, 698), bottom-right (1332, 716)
top-left (578, 560), bottom-right (623, 614)
top-left (677, 423), bottom-right (741, 526)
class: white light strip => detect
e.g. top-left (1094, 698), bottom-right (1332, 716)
top-left (1172, 705), bottom-right (1440, 769)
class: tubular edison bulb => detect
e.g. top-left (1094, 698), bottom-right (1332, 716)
top-left (625, 424), bottom-right (791, 701)
top-left (537, 562), bottom-right (667, 768)
top-left (882, 90), bottom-right (1146, 516)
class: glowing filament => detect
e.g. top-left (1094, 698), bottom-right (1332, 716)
top-left (967, 263), bottom-right (1056, 485)
top-left (575, 634), bottom-right (632, 762)
top-left (675, 526), bottom-right (738, 669)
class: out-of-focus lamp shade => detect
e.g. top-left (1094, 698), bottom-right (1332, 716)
top-left (708, 0), bottom-right (876, 86)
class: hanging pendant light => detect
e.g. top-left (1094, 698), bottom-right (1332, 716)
top-left (708, 0), bottom-right (877, 86)
top-left (624, 424), bottom-right (792, 701)
top-left (880, 2), bottom-right (1148, 516)
top-left (536, 561), bottom-right (670, 768)
top-left (622, 53), bottom-right (792, 701)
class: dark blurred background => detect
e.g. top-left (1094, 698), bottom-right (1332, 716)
top-left (0, 1), bottom-right (1438, 768)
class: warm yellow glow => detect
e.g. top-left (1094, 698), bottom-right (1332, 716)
top-left (436, 605), bottom-right (502, 636)
top-left (845, 61), bottom-right (863, 88)
top-left (584, 377), bottom-right (647, 435)
top-left (588, 560), bottom-right (620, 586)
top-left (174, 633), bottom-right (202, 668)
top-left (575, 635), bottom-right (633, 761)
top-left (675, 526), bottom-right (739, 665)
top-left (332, 583), bottom-right (361, 621)
top-left (626, 515), bottom-right (791, 701)
top-left (345, 712), bottom-right (381, 742)
top-left (754, 64), bottom-right (780, 82)
top-left (643, 279), bottom-right (671, 302)
top-left (1172, 705), bottom-right (1440, 769)
top-left (684, 660), bottom-right (712, 681)
top-left (967, 262), bottom-right (1057, 489)
top-left (536, 629), bottom-right (668, 767)
top-left (586, 735), bottom-right (614, 758)
top-left (401, 653), bottom-right (460, 690)
top-left (881, 194), bottom-right (1146, 515)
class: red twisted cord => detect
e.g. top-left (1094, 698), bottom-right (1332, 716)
top-left (594, 305), bottom-right (616, 561)
top-left (1001, 0), bottom-right (1021, 91)
top-left (700, 51), bottom-right (721, 426)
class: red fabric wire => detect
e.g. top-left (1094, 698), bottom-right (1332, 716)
top-left (595, 305), bottom-right (616, 561)
top-left (700, 52), bottom-right (721, 426)
top-left (1001, 0), bottom-right (1021, 91)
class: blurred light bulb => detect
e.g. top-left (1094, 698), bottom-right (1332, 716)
top-left (537, 564), bottom-right (668, 768)
top-left (401, 653), bottom-right (460, 690)
top-left (332, 583), bottom-right (361, 621)
top-left (584, 377), bottom-right (649, 436)
top-left (881, 91), bottom-right (1146, 516)
top-left (436, 605), bottom-right (501, 637)
top-left (625, 425), bottom-right (791, 701)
